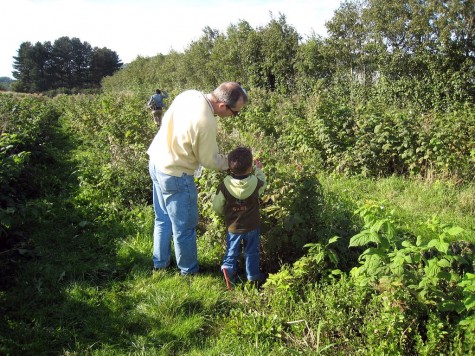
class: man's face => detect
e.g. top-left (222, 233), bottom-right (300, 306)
top-left (219, 97), bottom-right (246, 118)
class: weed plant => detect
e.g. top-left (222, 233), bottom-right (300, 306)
top-left (1, 92), bottom-right (474, 354)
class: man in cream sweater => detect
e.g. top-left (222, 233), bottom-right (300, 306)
top-left (147, 82), bottom-right (248, 276)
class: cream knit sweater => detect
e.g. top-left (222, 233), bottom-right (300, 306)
top-left (147, 90), bottom-right (228, 176)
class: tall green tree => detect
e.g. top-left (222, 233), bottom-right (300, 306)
top-left (258, 13), bottom-right (300, 93)
top-left (362, 0), bottom-right (475, 108)
top-left (180, 26), bottom-right (220, 90)
top-left (71, 38), bottom-right (93, 88)
top-left (295, 34), bottom-right (330, 94)
top-left (209, 20), bottom-right (256, 85)
top-left (51, 36), bottom-right (76, 89)
top-left (325, 1), bottom-right (368, 82)
top-left (12, 41), bottom-right (52, 92)
top-left (12, 37), bottom-right (122, 92)
top-left (89, 47), bottom-right (123, 86)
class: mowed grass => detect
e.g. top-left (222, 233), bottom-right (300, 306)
top-left (0, 198), bottom-right (233, 354)
top-left (320, 174), bottom-right (475, 241)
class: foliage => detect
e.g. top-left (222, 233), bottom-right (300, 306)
top-left (100, 1), bottom-right (474, 115)
top-left (101, 4), bottom-right (475, 183)
top-left (255, 199), bottom-right (475, 354)
top-left (327, 0), bottom-right (475, 110)
top-left (2, 2), bottom-right (475, 353)
top-left (306, 94), bottom-right (475, 181)
top-left (103, 14), bottom-right (303, 95)
top-left (459, 273), bottom-right (475, 332)
top-left (0, 93), bottom-right (60, 245)
top-left (348, 200), bottom-right (474, 351)
top-left (264, 236), bottom-right (341, 293)
top-left (12, 36), bottom-right (122, 93)
top-left (53, 92), bottom-right (155, 215)
top-left (1, 90), bottom-right (475, 354)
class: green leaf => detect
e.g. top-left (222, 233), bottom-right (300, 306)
top-left (328, 236), bottom-right (340, 245)
top-left (390, 262), bottom-right (404, 276)
top-left (303, 243), bottom-right (316, 249)
top-left (385, 222), bottom-right (397, 240)
top-left (459, 315), bottom-right (475, 326)
top-left (360, 247), bottom-right (385, 258)
top-left (450, 272), bottom-right (461, 283)
top-left (327, 250), bottom-right (339, 265)
top-left (350, 230), bottom-right (380, 247)
top-left (459, 273), bottom-right (475, 291)
top-left (363, 253), bottom-right (382, 274)
top-left (453, 255), bottom-right (469, 265)
top-left (445, 226), bottom-right (464, 236)
top-left (416, 235), bottom-right (424, 247)
top-left (413, 254), bottom-right (422, 264)
top-left (371, 218), bottom-right (388, 233)
top-left (437, 258), bottom-right (451, 268)
top-left (79, 220), bottom-right (90, 228)
top-left (427, 239), bottom-right (449, 254)
top-left (438, 300), bottom-right (464, 312)
top-left (463, 295), bottom-right (475, 311)
top-left (424, 258), bottom-right (441, 278)
top-left (378, 235), bottom-right (390, 250)
top-left (390, 252), bottom-right (406, 276)
top-left (401, 240), bottom-right (413, 248)
top-left (437, 271), bottom-right (451, 281)
top-left (315, 251), bottom-right (325, 264)
top-left (369, 231), bottom-right (382, 244)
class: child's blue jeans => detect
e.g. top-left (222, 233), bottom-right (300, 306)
top-left (221, 228), bottom-right (261, 281)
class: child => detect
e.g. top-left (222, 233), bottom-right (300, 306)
top-left (212, 147), bottom-right (267, 289)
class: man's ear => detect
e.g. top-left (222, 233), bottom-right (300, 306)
top-left (217, 102), bottom-right (227, 110)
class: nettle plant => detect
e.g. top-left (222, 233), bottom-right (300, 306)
top-left (349, 201), bottom-right (474, 323)
top-left (263, 237), bottom-right (341, 294)
top-left (459, 272), bottom-right (475, 331)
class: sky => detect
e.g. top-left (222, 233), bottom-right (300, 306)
top-left (1, 0), bottom-right (342, 78)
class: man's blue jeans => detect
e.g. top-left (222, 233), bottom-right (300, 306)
top-left (221, 228), bottom-right (261, 281)
top-left (149, 161), bottom-right (199, 275)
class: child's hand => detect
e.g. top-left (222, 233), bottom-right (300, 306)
top-left (254, 159), bottom-right (263, 169)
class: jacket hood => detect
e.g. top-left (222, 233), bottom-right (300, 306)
top-left (223, 175), bottom-right (258, 200)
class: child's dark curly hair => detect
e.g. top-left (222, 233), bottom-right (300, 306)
top-left (228, 147), bottom-right (253, 175)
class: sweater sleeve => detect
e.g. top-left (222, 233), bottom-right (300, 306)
top-left (212, 190), bottom-right (226, 216)
top-left (254, 168), bottom-right (267, 195)
top-left (194, 116), bottom-right (228, 171)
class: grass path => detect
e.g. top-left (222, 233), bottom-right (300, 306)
top-left (0, 120), bottom-right (238, 354)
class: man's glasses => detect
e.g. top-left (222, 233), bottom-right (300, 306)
top-left (226, 104), bottom-right (239, 116)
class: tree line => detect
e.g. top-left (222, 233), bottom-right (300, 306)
top-left (103, 0), bottom-right (474, 113)
top-left (8, 0), bottom-right (474, 111)
top-left (12, 36), bottom-right (122, 93)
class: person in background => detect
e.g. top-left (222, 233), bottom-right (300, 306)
top-left (212, 147), bottom-right (267, 289)
top-left (147, 89), bottom-right (169, 126)
top-left (148, 82), bottom-right (248, 276)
